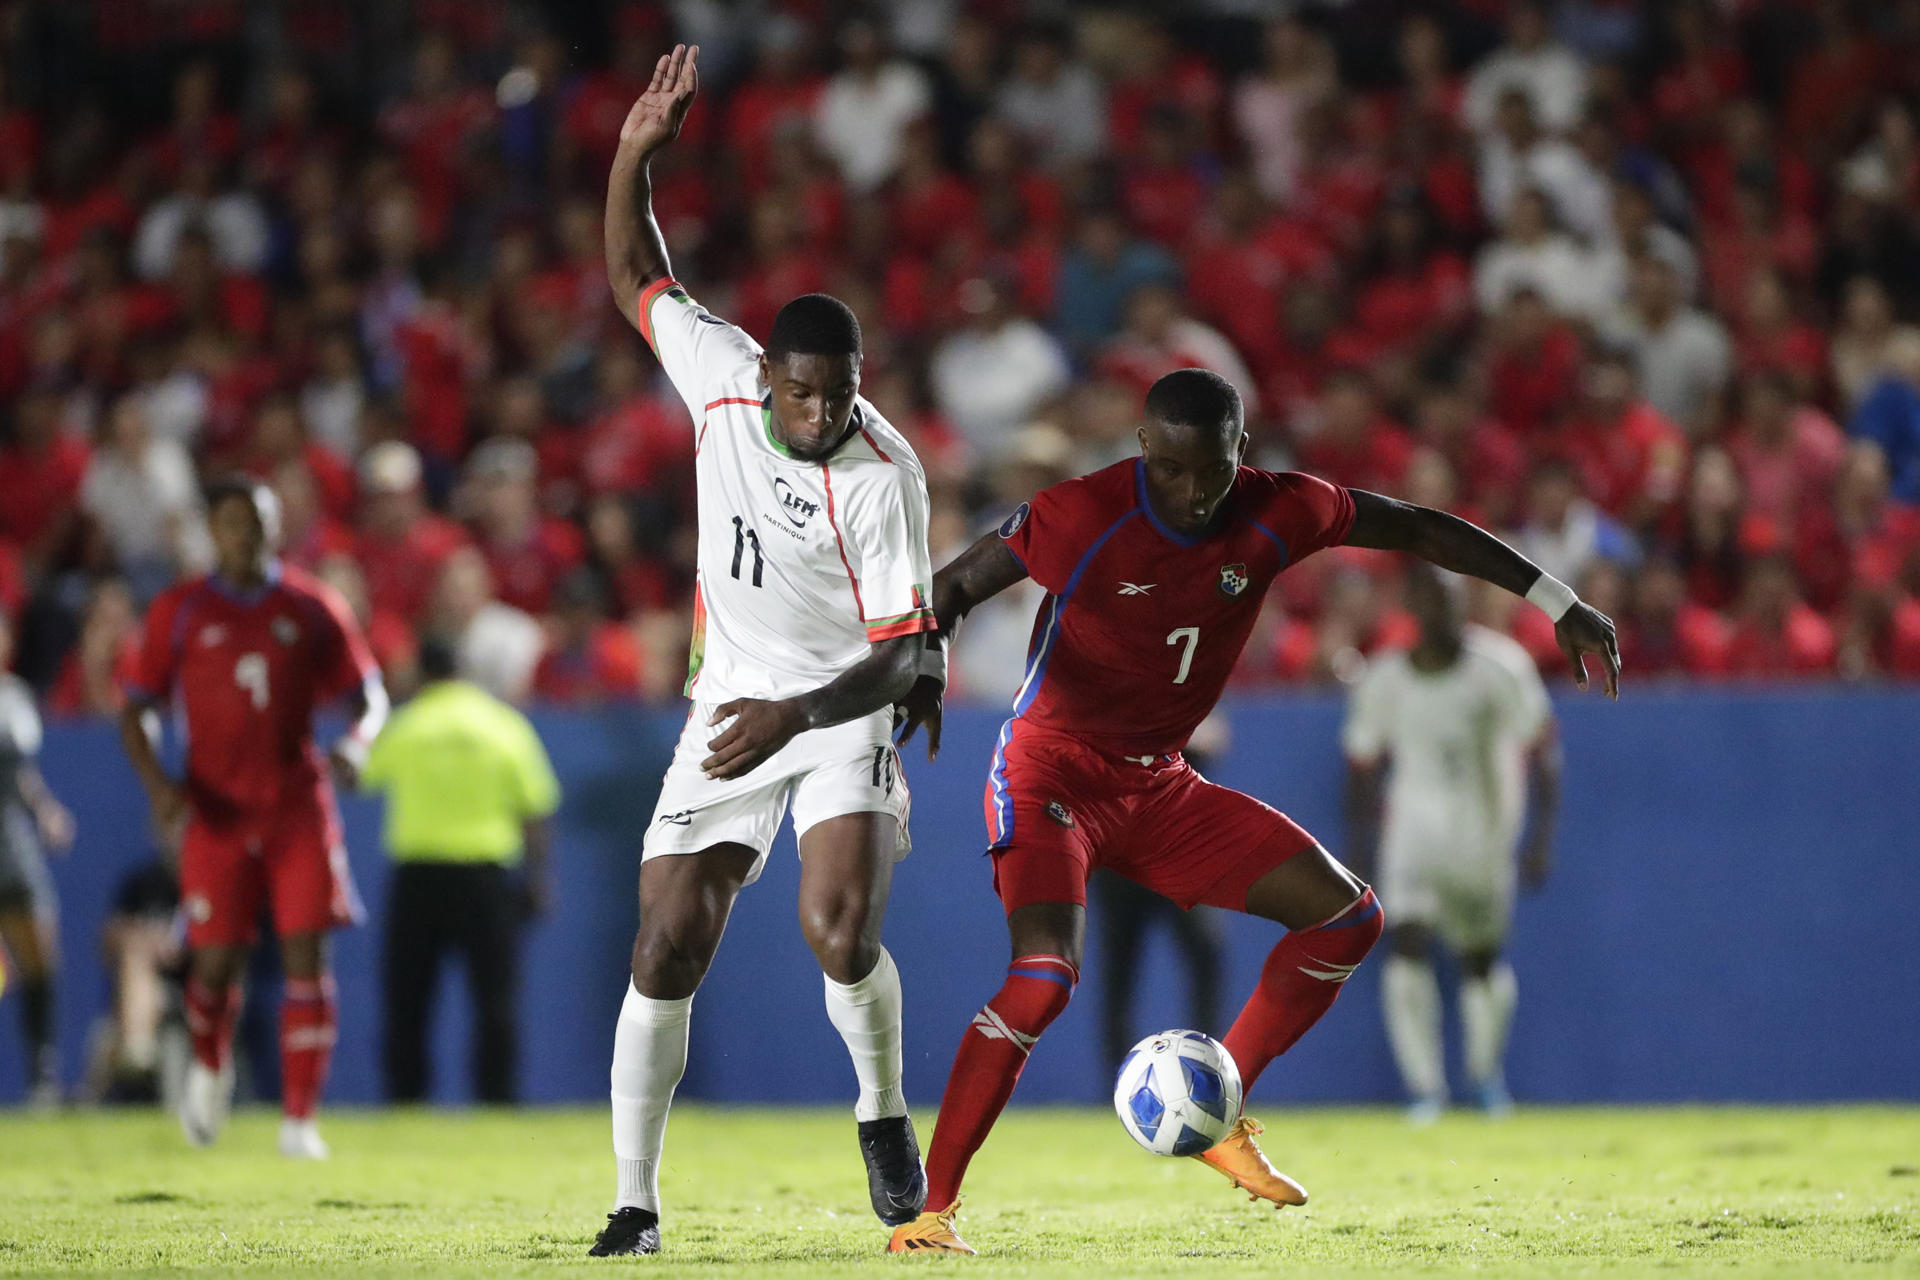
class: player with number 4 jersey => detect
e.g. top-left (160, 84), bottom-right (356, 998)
top-left (590, 43), bottom-right (933, 1259)
top-left (887, 369), bottom-right (1621, 1255)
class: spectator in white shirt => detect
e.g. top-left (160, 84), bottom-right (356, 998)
top-left (995, 22), bottom-right (1107, 171)
top-left (1231, 16), bottom-right (1337, 203)
top-left (80, 394), bottom-right (210, 599)
top-left (1464, 1), bottom-right (1588, 137)
top-left (930, 275), bottom-right (1072, 462)
top-left (131, 153), bottom-right (270, 281)
top-left (1479, 89), bottom-right (1607, 240)
top-left (813, 18), bottom-right (932, 192)
top-left (1602, 253), bottom-right (1733, 433)
top-left (429, 546), bottom-right (544, 705)
top-left (1588, 178), bottom-right (1700, 313)
top-left (1474, 187), bottom-right (1602, 320)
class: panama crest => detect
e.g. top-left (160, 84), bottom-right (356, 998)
top-left (1218, 563), bottom-right (1249, 597)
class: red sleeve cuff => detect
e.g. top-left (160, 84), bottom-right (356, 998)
top-left (635, 276), bottom-right (680, 352)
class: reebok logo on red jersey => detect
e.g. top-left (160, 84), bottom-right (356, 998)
top-left (1116, 582), bottom-right (1155, 596)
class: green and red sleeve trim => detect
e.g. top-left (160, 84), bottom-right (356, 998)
top-left (634, 276), bottom-right (683, 353)
top-left (865, 609), bottom-right (938, 641)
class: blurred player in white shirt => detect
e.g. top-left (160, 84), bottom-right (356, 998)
top-left (1343, 565), bottom-right (1561, 1123)
top-left (591, 45), bottom-right (935, 1257)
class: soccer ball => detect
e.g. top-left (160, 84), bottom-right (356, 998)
top-left (1113, 1030), bottom-right (1243, 1157)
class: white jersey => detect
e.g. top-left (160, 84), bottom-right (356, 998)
top-left (636, 277), bottom-right (935, 703)
top-left (1342, 626), bottom-right (1553, 869)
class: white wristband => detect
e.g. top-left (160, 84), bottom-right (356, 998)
top-left (1525, 573), bottom-right (1579, 622)
top-left (915, 634), bottom-right (949, 689)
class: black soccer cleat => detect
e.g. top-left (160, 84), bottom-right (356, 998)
top-left (858, 1115), bottom-right (928, 1226)
top-left (588, 1206), bottom-right (661, 1256)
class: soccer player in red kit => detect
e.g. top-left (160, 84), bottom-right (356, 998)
top-left (888, 370), bottom-right (1619, 1253)
top-left (118, 479), bottom-right (388, 1159)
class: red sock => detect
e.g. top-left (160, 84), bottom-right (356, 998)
top-left (1223, 889), bottom-right (1383, 1095)
top-left (185, 978), bottom-right (242, 1073)
top-left (280, 975), bottom-right (338, 1121)
top-left (924, 955), bottom-right (1078, 1208)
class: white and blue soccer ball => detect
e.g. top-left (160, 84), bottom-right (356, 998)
top-left (1113, 1030), bottom-right (1243, 1156)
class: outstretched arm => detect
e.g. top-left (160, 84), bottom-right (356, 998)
top-left (895, 531), bottom-right (1031, 759)
top-left (1344, 489), bottom-right (1621, 698)
top-left (605, 43), bottom-right (699, 330)
top-left (700, 634), bottom-right (922, 780)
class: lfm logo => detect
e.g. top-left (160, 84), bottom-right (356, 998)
top-left (774, 477), bottom-right (819, 527)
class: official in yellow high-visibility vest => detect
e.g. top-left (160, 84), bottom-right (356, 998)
top-left (360, 636), bottom-right (559, 1104)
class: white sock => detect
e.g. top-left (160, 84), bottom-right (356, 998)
top-left (1383, 955), bottom-right (1446, 1104)
top-left (1461, 962), bottom-right (1517, 1089)
top-left (822, 946), bottom-right (907, 1122)
top-left (610, 983), bottom-right (691, 1212)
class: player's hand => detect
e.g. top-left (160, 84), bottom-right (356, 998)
top-left (328, 737), bottom-right (367, 790)
top-left (893, 675), bottom-right (944, 761)
top-left (703, 697), bottom-right (806, 780)
top-left (36, 800), bottom-right (75, 854)
top-left (1520, 842), bottom-right (1553, 893)
top-left (619, 43), bottom-right (699, 157)
top-left (1556, 601), bottom-right (1621, 700)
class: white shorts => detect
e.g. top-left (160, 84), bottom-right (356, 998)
top-left (1378, 840), bottom-right (1515, 954)
top-left (641, 700), bottom-right (911, 886)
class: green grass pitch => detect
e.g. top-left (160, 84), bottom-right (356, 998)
top-left (2, 1105), bottom-right (1916, 1278)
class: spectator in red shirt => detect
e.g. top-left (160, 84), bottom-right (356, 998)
top-left (1351, 185), bottom-right (1471, 359)
top-left (1549, 349), bottom-right (1690, 531)
top-left (1724, 551), bottom-right (1838, 678)
top-left (1480, 288), bottom-right (1583, 434)
top-left (890, 120), bottom-right (977, 258)
top-left (271, 458), bottom-right (355, 573)
top-left (463, 437), bottom-right (583, 617)
top-left (355, 441), bottom-right (467, 625)
top-left (376, 33), bottom-right (495, 249)
top-left (1675, 445), bottom-right (1748, 610)
top-left (1183, 169), bottom-right (1331, 368)
top-left (1295, 367), bottom-right (1416, 494)
top-left (582, 495), bottom-right (676, 620)
top-left (1622, 555), bottom-right (1731, 677)
top-left (1726, 369), bottom-right (1846, 531)
top-left (725, 15), bottom-right (824, 191)
top-left (1733, 265), bottom-right (1826, 404)
top-left (1412, 377), bottom-right (1530, 530)
top-left (0, 387), bottom-right (88, 575)
top-left (1096, 282), bottom-right (1259, 420)
top-left (1793, 440), bottom-right (1920, 613)
top-left (532, 570), bottom-right (643, 707)
top-left (1121, 106), bottom-right (1209, 250)
top-left (45, 576), bottom-right (141, 718)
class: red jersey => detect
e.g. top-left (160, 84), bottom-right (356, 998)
top-left (126, 566), bottom-right (378, 818)
top-left (996, 460), bottom-right (1354, 758)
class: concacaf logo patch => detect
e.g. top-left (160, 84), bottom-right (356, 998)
top-left (999, 502), bottom-right (1030, 540)
top-left (1218, 562), bottom-right (1249, 597)
top-left (1045, 799), bottom-right (1075, 828)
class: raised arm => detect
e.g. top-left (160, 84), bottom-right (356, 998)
top-left (1344, 489), bottom-right (1621, 698)
top-left (605, 43), bottom-right (699, 330)
top-left (894, 529), bottom-right (1031, 759)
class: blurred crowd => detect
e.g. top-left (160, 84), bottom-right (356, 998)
top-left (4, 0), bottom-right (1920, 715)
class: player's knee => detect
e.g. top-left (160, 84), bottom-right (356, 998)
top-left (630, 927), bottom-right (713, 1000)
top-left (798, 895), bottom-right (879, 984)
top-left (1460, 948), bottom-right (1501, 979)
top-left (1303, 887), bottom-right (1383, 962)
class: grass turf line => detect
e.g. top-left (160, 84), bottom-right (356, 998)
top-left (1, 1105), bottom-right (1916, 1277)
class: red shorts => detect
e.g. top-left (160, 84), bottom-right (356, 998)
top-left (179, 802), bottom-right (361, 948)
top-left (982, 720), bottom-right (1319, 914)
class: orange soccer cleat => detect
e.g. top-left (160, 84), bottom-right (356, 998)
top-left (887, 1201), bottom-right (977, 1255)
top-left (1192, 1116), bottom-right (1309, 1207)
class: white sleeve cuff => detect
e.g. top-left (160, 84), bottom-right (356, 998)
top-left (1525, 573), bottom-right (1579, 622)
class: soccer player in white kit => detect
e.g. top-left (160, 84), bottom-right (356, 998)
top-left (591, 45), bottom-right (935, 1256)
top-left (1342, 565), bottom-right (1562, 1124)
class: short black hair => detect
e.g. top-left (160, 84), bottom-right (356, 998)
top-left (417, 632), bottom-right (459, 682)
top-left (1145, 368), bottom-right (1243, 437)
top-left (767, 293), bottom-right (862, 359)
top-left (203, 474), bottom-right (270, 515)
